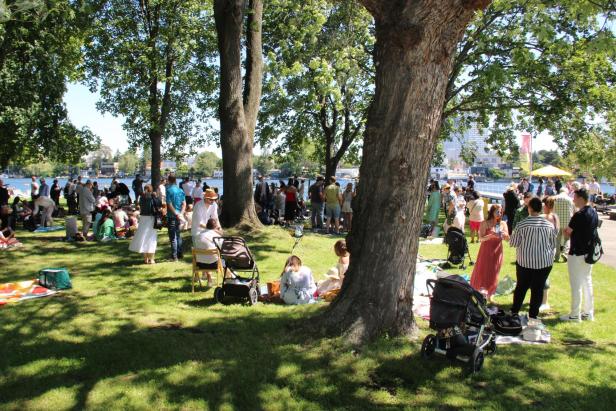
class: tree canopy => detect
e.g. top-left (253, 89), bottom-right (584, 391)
top-left (83, 0), bottom-right (217, 185)
top-left (0, 0), bottom-right (100, 169)
top-left (260, 0), bottom-right (373, 177)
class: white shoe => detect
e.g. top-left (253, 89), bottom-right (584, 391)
top-left (581, 313), bottom-right (595, 322)
top-left (528, 318), bottom-right (545, 330)
top-left (560, 314), bottom-right (581, 323)
top-left (539, 304), bottom-right (551, 312)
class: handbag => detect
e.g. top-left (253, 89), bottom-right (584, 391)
top-left (585, 228), bottom-right (603, 264)
top-left (39, 268), bottom-right (72, 290)
top-left (151, 197), bottom-right (163, 230)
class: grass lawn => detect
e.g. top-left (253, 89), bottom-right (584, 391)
top-left (1, 223), bottom-right (615, 410)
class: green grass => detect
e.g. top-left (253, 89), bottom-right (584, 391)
top-left (1, 223), bottom-right (616, 410)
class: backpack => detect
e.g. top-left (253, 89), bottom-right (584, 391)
top-left (491, 310), bottom-right (522, 336)
top-left (585, 228), bottom-right (604, 264)
top-left (38, 268), bottom-right (72, 290)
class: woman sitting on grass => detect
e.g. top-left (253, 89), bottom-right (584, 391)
top-left (316, 239), bottom-right (350, 296)
top-left (280, 255), bottom-right (316, 305)
top-left (0, 226), bottom-right (21, 249)
top-left (96, 209), bottom-right (116, 242)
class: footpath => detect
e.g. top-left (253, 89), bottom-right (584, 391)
top-left (599, 215), bottom-right (616, 269)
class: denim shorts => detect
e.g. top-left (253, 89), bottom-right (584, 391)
top-left (325, 204), bottom-right (341, 220)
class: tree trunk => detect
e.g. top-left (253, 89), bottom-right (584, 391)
top-left (214, 0), bottom-right (262, 228)
top-left (315, 0), bottom-right (491, 345)
top-left (150, 131), bottom-right (161, 188)
top-left (325, 155), bottom-right (339, 181)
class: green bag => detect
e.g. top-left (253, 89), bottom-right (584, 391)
top-left (38, 268), bottom-right (72, 290)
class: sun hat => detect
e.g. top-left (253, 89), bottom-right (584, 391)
top-left (442, 183), bottom-right (451, 190)
top-left (204, 189), bottom-right (218, 200)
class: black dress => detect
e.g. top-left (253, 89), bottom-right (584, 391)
top-left (503, 190), bottom-right (519, 235)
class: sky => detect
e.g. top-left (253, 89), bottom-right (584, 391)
top-left (64, 82), bottom-right (558, 157)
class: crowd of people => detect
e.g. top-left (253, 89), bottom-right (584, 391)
top-left (425, 174), bottom-right (602, 324)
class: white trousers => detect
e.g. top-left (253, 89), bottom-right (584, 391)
top-left (567, 255), bottom-right (594, 317)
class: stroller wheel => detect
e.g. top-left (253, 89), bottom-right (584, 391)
top-left (470, 348), bottom-right (484, 373)
top-left (421, 334), bottom-right (437, 358)
top-left (214, 287), bottom-right (225, 304)
top-left (248, 287), bottom-right (258, 305)
top-left (486, 339), bottom-right (497, 355)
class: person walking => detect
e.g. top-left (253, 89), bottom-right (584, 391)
top-left (470, 204), bottom-right (509, 303)
top-left (553, 188), bottom-right (575, 262)
top-left (78, 182), bottom-right (96, 237)
top-left (166, 175), bottom-right (186, 261)
top-left (129, 185), bottom-right (161, 264)
top-left (561, 189), bottom-right (599, 322)
top-left (509, 197), bottom-right (557, 322)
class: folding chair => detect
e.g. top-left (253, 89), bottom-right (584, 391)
top-left (191, 248), bottom-right (223, 293)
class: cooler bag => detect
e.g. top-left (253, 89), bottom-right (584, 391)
top-left (38, 268), bottom-right (72, 290)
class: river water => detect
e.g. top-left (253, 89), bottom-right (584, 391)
top-left (2, 177), bottom-right (613, 200)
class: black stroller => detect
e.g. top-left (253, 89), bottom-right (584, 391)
top-left (421, 275), bottom-right (496, 373)
top-left (213, 237), bottom-right (261, 305)
top-left (442, 227), bottom-right (473, 269)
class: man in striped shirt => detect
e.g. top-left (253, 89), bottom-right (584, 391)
top-left (510, 197), bottom-right (557, 320)
top-left (553, 188), bottom-right (575, 262)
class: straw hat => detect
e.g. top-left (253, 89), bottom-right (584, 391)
top-left (442, 183), bottom-right (451, 190)
top-left (324, 267), bottom-right (340, 280)
top-left (204, 189), bottom-right (218, 200)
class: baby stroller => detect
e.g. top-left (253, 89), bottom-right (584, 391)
top-left (442, 227), bottom-right (473, 269)
top-left (213, 237), bottom-right (260, 305)
top-left (421, 275), bottom-right (496, 373)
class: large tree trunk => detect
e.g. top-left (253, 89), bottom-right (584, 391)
top-left (150, 131), bottom-right (161, 188)
top-left (214, 0), bottom-right (262, 228)
top-left (315, 0), bottom-right (491, 344)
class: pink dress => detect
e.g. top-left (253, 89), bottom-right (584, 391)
top-left (470, 223), bottom-right (504, 296)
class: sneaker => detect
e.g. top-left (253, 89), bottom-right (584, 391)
top-left (539, 304), bottom-right (551, 312)
top-left (560, 314), bottom-right (581, 322)
top-left (562, 255), bottom-right (568, 262)
top-left (581, 313), bottom-right (595, 322)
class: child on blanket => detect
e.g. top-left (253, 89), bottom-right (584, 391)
top-left (316, 239), bottom-right (350, 297)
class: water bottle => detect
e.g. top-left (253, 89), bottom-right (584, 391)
top-left (494, 222), bottom-right (501, 238)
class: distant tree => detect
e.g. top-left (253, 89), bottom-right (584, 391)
top-left (532, 150), bottom-right (563, 168)
top-left (88, 145), bottom-right (114, 171)
top-left (84, 0), bottom-right (217, 187)
top-left (0, 0), bottom-right (100, 169)
top-left (459, 139), bottom-right (479, 167)
top-left (253, 154), bottom-right (275, 177)
top-left (193, 151), bottom-right (220, 177)
top-left (487, 167), bottom-right (506, 180)
top-left (118, 151), bottom-right (139, 175)
top-left (260, 0), bottom-right (373, 178)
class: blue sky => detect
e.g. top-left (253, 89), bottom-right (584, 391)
top-left (64, 82), bottom-right (557, 155)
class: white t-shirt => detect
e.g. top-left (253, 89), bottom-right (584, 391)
top-left (588, 182), bottom-right (601, 195)
top-left (31, 181), bottom-right (39, 196)
top-left (192, 185), bottom-right (203, 201)
top-left (193, 229), bottom-right (219, 264)
top-left (468, 199), bottom-right (485, 222)
top-left (191, 200), bottom-right (219, 237)
top-left (158, 184), bottom-right (166, 204)
top-left (182, 181), bottom-right (195, 197)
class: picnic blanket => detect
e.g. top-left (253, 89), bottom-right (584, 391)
top-left (34, 226), bottom-right (64, 233)
top-left (0, 280), bottom-right (57, 306)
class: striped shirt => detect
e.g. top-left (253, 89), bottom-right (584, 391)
top-left (553, 193), bottom-right (575, 230)
top-left (510, 216), bottom-right (557, 269)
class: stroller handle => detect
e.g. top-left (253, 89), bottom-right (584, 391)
top-left (426, 279), bottom-right (437, 296)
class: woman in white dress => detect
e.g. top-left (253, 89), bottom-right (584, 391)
top-left (129, 185), bottom-right (161, 264)
top-left (316, 239), bottom-right (350, 295)
top-left (280, 255), bottom-right (316, 305)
